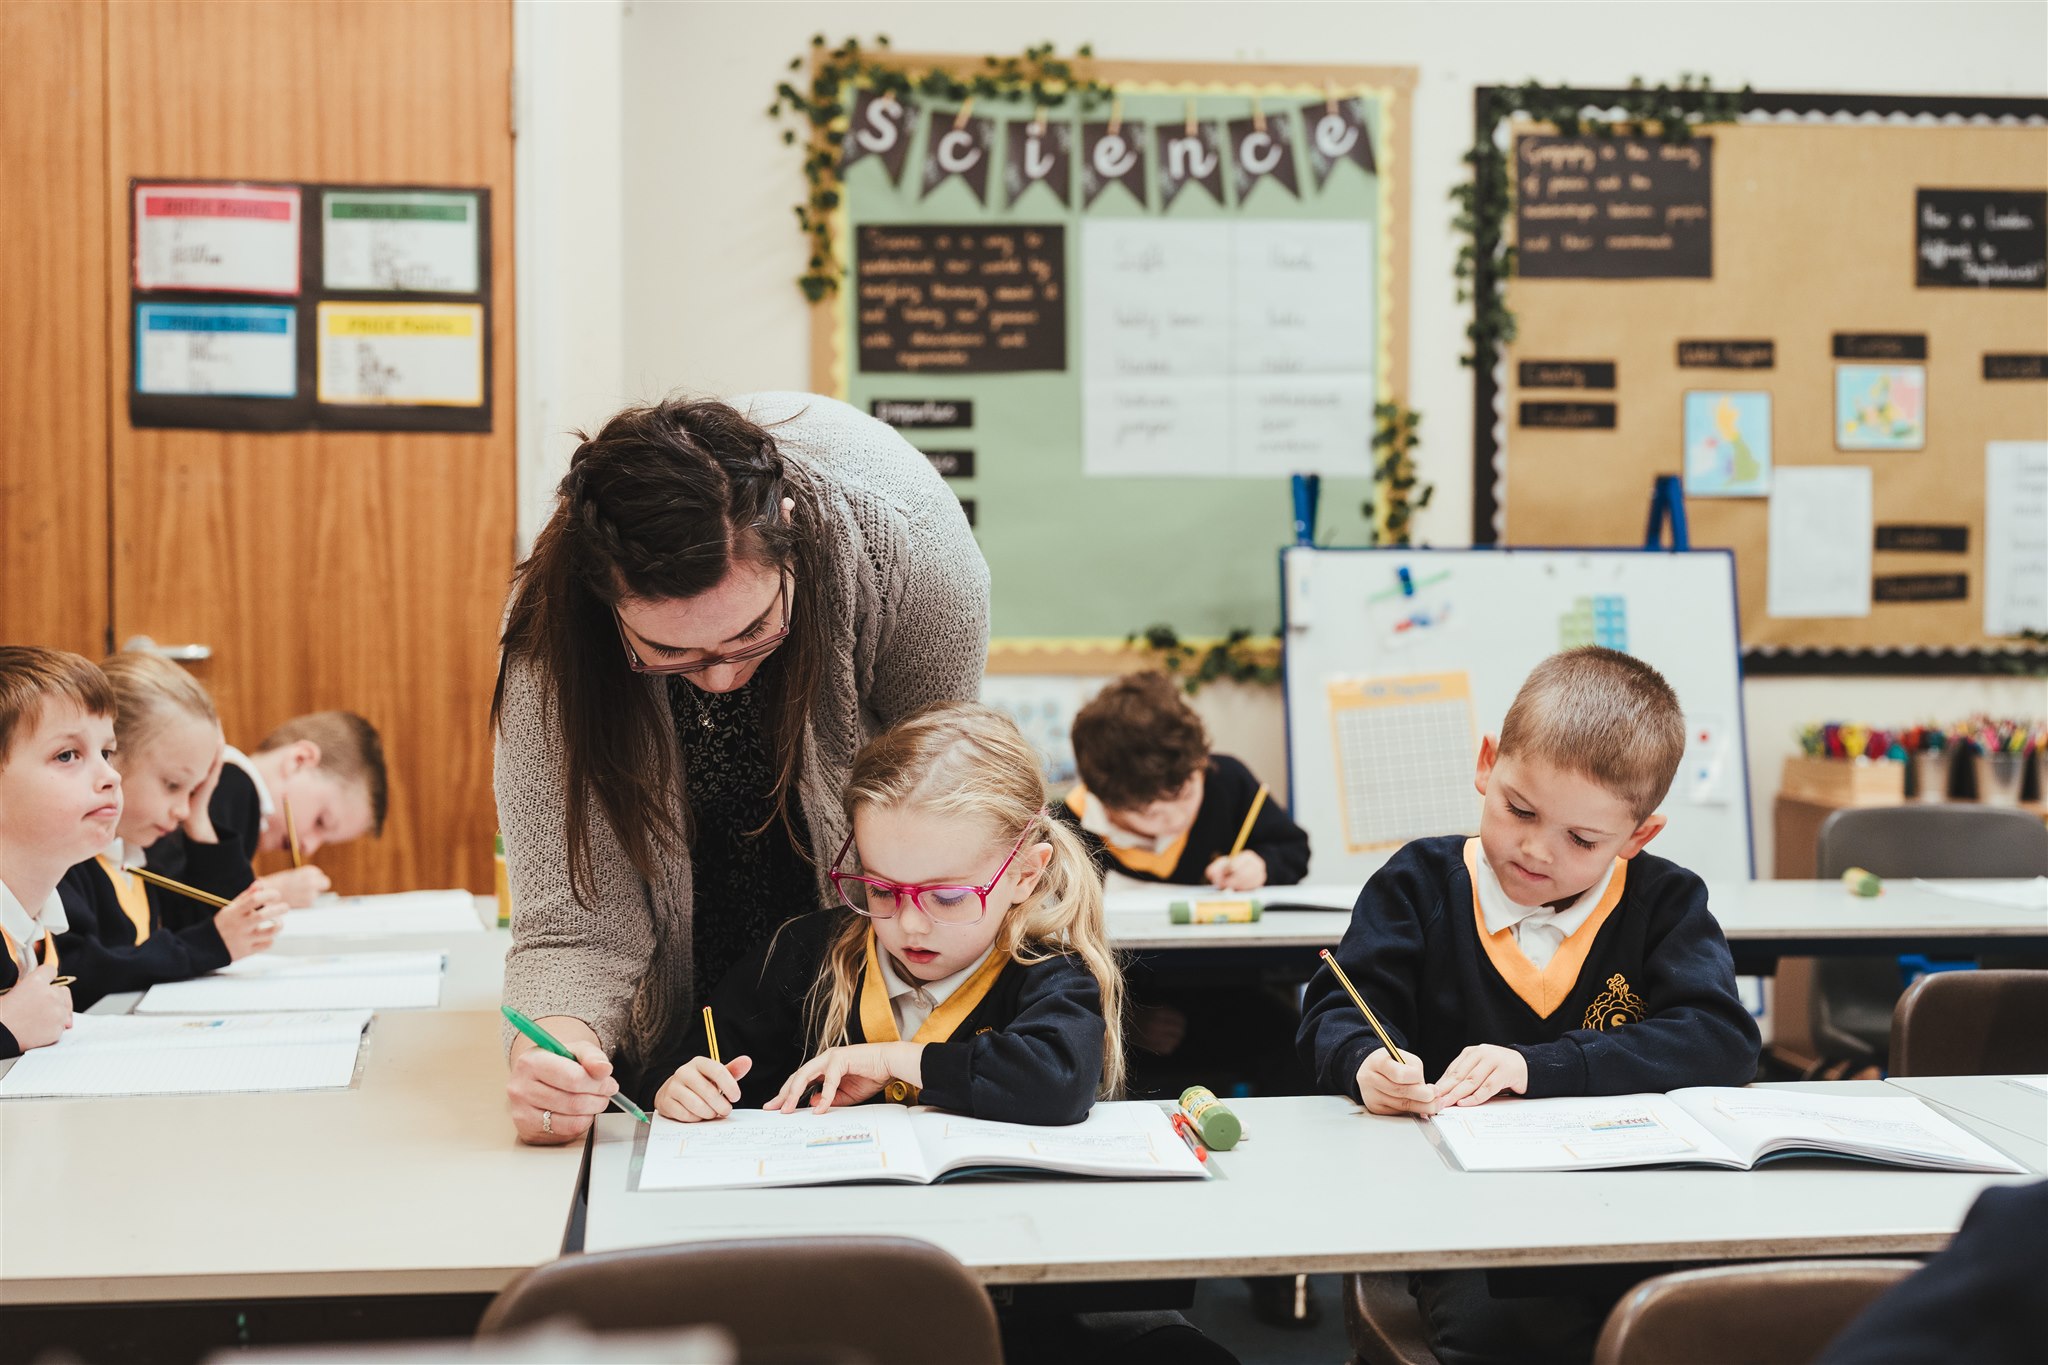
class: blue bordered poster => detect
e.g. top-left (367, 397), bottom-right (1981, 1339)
top-left (135, 303), bottom-right (298, 398)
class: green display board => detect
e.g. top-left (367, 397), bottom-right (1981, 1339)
top-left (819, 58), bottom-right (1414, 643)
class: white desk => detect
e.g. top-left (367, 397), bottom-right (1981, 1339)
top-left (1887, 1075), bottom-right (2048, 1149)
top-left (582, 1083), bottom-right (2040, 1285)
top-left (1106, 879), bottom-right (2048, 972)
top-left (0, 1009), bottom-right (581, 1306)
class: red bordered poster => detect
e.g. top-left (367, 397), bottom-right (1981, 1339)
top-left (132, 182), bottom-right (303, 296)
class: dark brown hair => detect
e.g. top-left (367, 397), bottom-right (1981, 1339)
top-left (258, 711), bottom-right (390, 835)
top-left (1498, 646), bottom-right (1687, 822)
top-left (0, 647), bottom-right (115, 767)
top-left (1069, 670), bottom-right (1210, 811)
top-left (491, 398), bottom-right (828, 903)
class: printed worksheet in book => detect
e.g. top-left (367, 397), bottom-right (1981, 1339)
top-left (276, 890), bottom-right (483, 939)
top-left (0, 1010), bottom-right (372, 1098)
top-left (637, 1100), bottom-right (1210, 1191)
top-left (134, 950), bottom-right (446, 1013)
top-left (1430, 1089), bottom-right (2027, 1173)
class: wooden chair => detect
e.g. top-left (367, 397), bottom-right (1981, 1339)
top-left (478, 1236), bottom-right (1002, 1365)
top-left (1342, 1272), bottom-right (1437, 1365)
top-left (1891, 967), bottom-right (2048, 1076)
top-left (1806, 806), bottom-right (2048, 1070)
top-left (1593, 1260), bottom-right (1922, 1364)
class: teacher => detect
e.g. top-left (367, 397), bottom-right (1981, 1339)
top-left (492, 392), bottom-right (989, 1145)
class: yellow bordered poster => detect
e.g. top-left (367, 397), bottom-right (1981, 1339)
top-left (316, 302), bottom-right (484, 406)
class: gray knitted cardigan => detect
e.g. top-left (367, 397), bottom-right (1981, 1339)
top-left (494, 392), bottom-right (991, 1067)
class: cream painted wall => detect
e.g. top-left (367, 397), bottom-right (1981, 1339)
top-left (517, 1), bottom-right (2047, 878)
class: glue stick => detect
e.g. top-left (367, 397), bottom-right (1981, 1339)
top-left (1170, 898), bottom-right (1263, 924)
top-left (1178, 1085), bottom-right (1242, 1150)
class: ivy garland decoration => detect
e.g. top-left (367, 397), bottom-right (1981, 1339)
top-left (1364, 400), bottom-right (1429, 546)
top-left (1453, 76), bottom-right (1749, 371)
top-left (769, 36), bottom-right (1112, 301)
top-left (1125, 625), bottom-right (1283, 695)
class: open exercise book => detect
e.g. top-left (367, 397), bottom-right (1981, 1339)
top-left (0, 1011), bottom-right (372, 1098)
top-left (638, 1100), bottom-right (1210, 1191)
top-left (135, 951), bottom-right (446, 1013)
top-left (1430, 1089), bottom-right (2027, 1174)
top-left (276, 890), bottom-right (483, 939)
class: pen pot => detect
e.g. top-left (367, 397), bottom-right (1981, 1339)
top-left (1972, 751), bottom-right (2029, 807)
top-left (1909, 749), bottom-right (1951, 802)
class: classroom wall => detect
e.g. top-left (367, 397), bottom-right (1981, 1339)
top-left (517, 0), bottom-right (2048, 878)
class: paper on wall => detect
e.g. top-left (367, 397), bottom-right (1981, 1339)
top-left (1984, 441), bottom-right (2048, 636)
top-left (316, 302), bottom-right (484, 406)
top-left (1767, 466), bottom-right (1872, 618)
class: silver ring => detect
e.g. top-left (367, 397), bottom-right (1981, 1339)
top-left (540, 1109), bottom-right (554, 1134)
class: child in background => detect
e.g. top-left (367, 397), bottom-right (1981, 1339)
top-left (649, 702), bottom-right (1232, 1365)
top-left (56, 652), bottom-right (284, 1001)
top-left (650, 701), bottom-right (1122, 1126)
top-left (1298, 647), bottom-right (1760, 1365)
top-left (154, 710), bottom-right (387, 916)
top-left (1056, 669), bottom-right (1312, 1103)
top-left (0, 648), bottom-right (106, 1056)
top-left (1056, 670), bottom-right (1308, 890)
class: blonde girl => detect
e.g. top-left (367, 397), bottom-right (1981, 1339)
top-left (652, 701), bottom-right (1123, 1126)
top-left (64, 652), bottom-right (283, 981)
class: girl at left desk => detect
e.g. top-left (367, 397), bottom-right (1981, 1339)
top-left (645, 701), bottom-right (1125, 1126)
top-left (52, 651), bottom-right (284, 1007)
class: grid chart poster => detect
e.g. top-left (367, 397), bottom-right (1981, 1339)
top-left (1326, 670), bottom-right (1478, 852)
top-left (829, 66), bottom-right (1413, 639)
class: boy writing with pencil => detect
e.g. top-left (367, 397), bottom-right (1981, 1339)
top-left (1298, 647), bottom-right (1759, 1365)
top-left (152, 710), bottom-right (387, 916)
top-left (1056, 670), bottom-right (1308, 891)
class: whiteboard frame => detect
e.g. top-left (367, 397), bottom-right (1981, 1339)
top-left (1279, 545), bottom-right (1755, 888)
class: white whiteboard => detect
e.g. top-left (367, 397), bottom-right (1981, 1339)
top-left (1282, 547), bottom-right (1753, 889)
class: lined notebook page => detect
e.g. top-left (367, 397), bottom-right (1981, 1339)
top-left (276, 891), bottom-right (484, 939)
top-left (135, 951), bottom-right (446, 1013)
top-left (0, 1011), bottom-right (371, 1097)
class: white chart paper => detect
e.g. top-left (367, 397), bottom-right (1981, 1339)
top-left (1767, 466), bottom-right (1872, 618)
top-left (133, 183), bottom-right (302, 294)
top-left (1081, 219), bottom-right (1374, 478)
top-left (276, 891), bottom-right (483, 939)
top-left (322, 190), bottom-right (481, 292)
top-left (135, 303), bottom-right (298, 397)
top-left (1984, 441), bottom-right (2048, 636)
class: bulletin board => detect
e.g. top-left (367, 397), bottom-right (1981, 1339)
top-left (812, 56), bottom-right (1414, 649)
top-left (1280, 546), bottom-right (1752, 887)
top-left (1472, 90), bottom-right (2048, 671)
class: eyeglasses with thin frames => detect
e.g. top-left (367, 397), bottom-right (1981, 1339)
top-left (828, 811), bottom-right (1049, 926)
top-left (614, 573), bottom-right (792, 676)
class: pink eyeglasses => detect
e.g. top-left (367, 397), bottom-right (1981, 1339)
top-left (828, 811), bottom-right (1049, 926)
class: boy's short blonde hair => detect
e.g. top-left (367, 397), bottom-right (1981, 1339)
top-left (1497, 647), bottom-right (1686, 823)
top-left (0, 647), bottom-right (115, 768)
top-left (256, 711), bottom-right (388, 835)
top-left (101, 650), bottom-right (218, 754)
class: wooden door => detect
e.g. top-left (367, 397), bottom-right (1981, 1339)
top-left (0, 0), bottom-right (109, 659)
top-left (105, 0), bottom-right (517, 893)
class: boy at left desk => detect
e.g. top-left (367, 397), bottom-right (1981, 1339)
top-left (150, 710), bottom-right (387, 923)
top-left (0, 648), bottom-right (111, 1054)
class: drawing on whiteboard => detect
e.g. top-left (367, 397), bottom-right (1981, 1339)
top-left (1366, 566), bottom-right (1456, 649)
top-left (1559, 595), bottom-right (1629, 650)
top-left (1327, 671), bottom-right (1480, 852)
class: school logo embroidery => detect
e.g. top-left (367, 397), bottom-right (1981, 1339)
top-left (1584, 974), bottom-right (1645, 1031)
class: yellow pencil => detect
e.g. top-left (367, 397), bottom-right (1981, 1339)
top-left (284, 796), bottom-right (305, 869)
top-left (703, 1005), bottom-right (721, 1065)
top-left (1227, 785), bottom-right (1270, 860)
top-left (126, 865), bottom-right (232, 909)
top-left (1319, 948), bottom-right (1408, 1066)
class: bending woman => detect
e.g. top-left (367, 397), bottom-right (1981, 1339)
top-left (493, 392), bottom-right (989, 1144)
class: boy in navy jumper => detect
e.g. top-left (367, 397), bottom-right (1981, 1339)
top-left (1298, 646), bottom-right (1759, 1365)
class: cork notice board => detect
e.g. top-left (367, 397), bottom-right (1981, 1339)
top-left (1476, 91), bottom-right (2048, 669)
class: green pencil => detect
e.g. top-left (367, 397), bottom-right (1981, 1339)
top-left (502, 1005), bottom-right (649, 1123)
